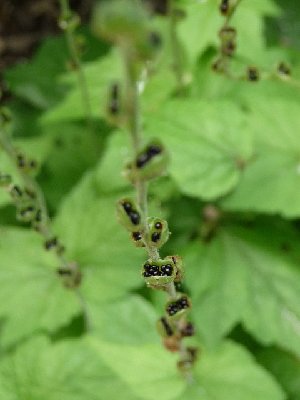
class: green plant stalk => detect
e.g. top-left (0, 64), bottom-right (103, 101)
top-left (0, 126), bottom-right (90, 328)
top-left (122, 47), bottom-right (194, 382)
top-left (59, 0), bottom-right (93, 132)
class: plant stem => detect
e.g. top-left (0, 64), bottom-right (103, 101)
top-left (122, 47), bottom-right (194, 382)
top-left (59, 0), bottom-right (93, 132)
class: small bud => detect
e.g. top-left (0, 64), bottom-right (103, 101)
top-left (0, 173), bottom-right (12, 187)
top-left (142, 257), bottom-right (177, 287)
top-left (145, 217), bottom-right (169, 249)
top-left (117, 198), bottom-right (143, 232)
top-left (247, 66), bottom-right (259, 82)
top-left (165, 293), bottom-right (191, 320)
top-left (125, 140), bottom-right (169, 182)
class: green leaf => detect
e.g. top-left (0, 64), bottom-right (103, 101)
top-left (257, 347), bottom-right (300, 400)
top-left (54, 171), bottom-right (144, 309)
top-left (144, 99), bottom-right (253, 200)
top-left (88, 296), bottom-right (284, 400)
top-left (221, 99), bottom-right (300, 217)
top-left (0, 228), bottom-right (81, 346)
top-left (183, 221), bottom-right (300, 356)
top-left (0, 335), bottom-right (141, 400)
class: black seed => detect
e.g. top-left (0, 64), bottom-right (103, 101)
top-left (219, 0), bottom-right (229, 15)
top-left (129, 211), bottom-right (140, 225)
top-left (181, 322), bottom-right (195, 337)
top-left (151, 232), bottom-right (161, 242)
top-left (155, 221), bottom-right (162, 230)
top-left (44, 237), bottom-right (58, 250)
top-left (144, 263), bottom-right (152, 272)
top-left (122, 201), bottom-right (132, 213)
top-left (143, 271), bottom-right (151, 277)
top-left (149, 265), bottom-right (160, 276)
top-left (132, 231), bottom-right (142, 241)
top-left (136, 153), bottom-right (150, 168)
top-left (146, 145), bottom-right (162, 157)
top-left (160, 317), bottom-right (173, 336)
top-left (161, 264), bottom-right (173, 276)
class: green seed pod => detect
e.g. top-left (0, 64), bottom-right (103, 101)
top-left (125, 140), bottom-right (169, 182)
top-left (219, 27), bottom-right (236, 57)
top-left (9, 185), bottom-right (23, 201)
top-left (165, 293), bottom-right (191, 320)
top-left (0, 173), bottom-right (12, 187)
top-left (57, 262), bottom-right (82, 289)
top-left (145, 217), bottom-right (169, 249)
top-left (130, 231), bottom-right (145, 247)
top-left (16, 204), bottom-right (36, 223)
top-left (166, 255), bottom-right (184, 282)
top-left (156, 317), bottom-right (175, 338)
top-left (219, 0), bottom-right (236, 16)
top-left (277, 62), bottom-right (291, 77)
top-left (142, 258), bottom-right (176, 287)
top-left (116, 198), bottom-right (142, 232)
top-left (247, 66), bottom-right (259, 82)
top-left (91, 0), bottom-right (149, 44)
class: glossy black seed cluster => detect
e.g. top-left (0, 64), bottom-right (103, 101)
top-left (160, 317), bottom-right (173, 336)
top-left (136, 144), bottom-right (162, 168)
top-left (219, 0), bottom-right (229, 15)
top-left (108, 83), bottom-right (120, 115)
top-left (247, 67), bottom-right (259, 82)
top-left (143, 262), bottom-right (173, 277)
top-left (44, 236), bottom-right (58, 250)
top-left (166, 296), bottom-right (189, 316)
top-left (180, 322), bottom-right (195, 337)
top-left (122, 201), bottom-right (140, 225)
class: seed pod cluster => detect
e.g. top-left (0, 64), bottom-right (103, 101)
top-left (142, 257), bottom-right (177, 286)
top-left (116, 198), bottom-right (142, 232)
top-left (166, 294), bottom-right (191, 320)
top-left (125, 140), bottom-right (169, 182)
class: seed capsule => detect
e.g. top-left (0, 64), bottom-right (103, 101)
top-left (130, 231), bottom-right (145, 247)
top-left (142, 257), bottom-right (177, 287)
top-left (44, 237), bottom-right (58, 251)
top-left (0, 173), bottom-right (12, 187)
top-left (57, 262), bottom-right (82, 289)
top-left (116, 198), bottom-right (142, 232)
top-left (165, 293), bottom-right (191, 320)
top-left (125, 139), bottom-right (169, 182)
top-left (16, 205), bottom-right (36, 223)
top-left (145, 217), bottom-right (169, 249)
top-left (156, 317), bottom-right (174, 337)
top-left (219, 0), bottom-right (229, 15)
top-left (277, 62), bottom-right (291, 76)
top-left (247, 66), bottom-right (259, 82)
top-left (180, 322), bottom-right (195, 337)
top-left (10, 185), bottom-right (23, 200)
top-left (165, 255), bottom-right (184, 282)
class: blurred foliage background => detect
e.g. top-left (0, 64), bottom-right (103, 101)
top-left (0, 0), bottom-right (300, 399)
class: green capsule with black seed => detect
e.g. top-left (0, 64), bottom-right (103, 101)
top-left (145, 217), bottom-right (169, 249)
top-left (142, 257), bottom-right (176, 287)
top-left (116, 197), bottom-right (142, 232)
top-left (166, 255), bottom-right (184, 282)
top-left (124, 139), bottom-right (169, 182)
top-left (130, 231), bottom-right (145, 247)
top-left (0, 173), bottom-right (12, 187)
top-left (165, 293), bottom-right (191, 320)
top-left (16, 204), bottom-right (36, 223)
top-left (156, 317), bottom-right (175, 338)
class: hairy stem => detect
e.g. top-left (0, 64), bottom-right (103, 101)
top-left (59, 0), bottom-right (93, 132)
top-left (122, 47), bottom-right (193, 382)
